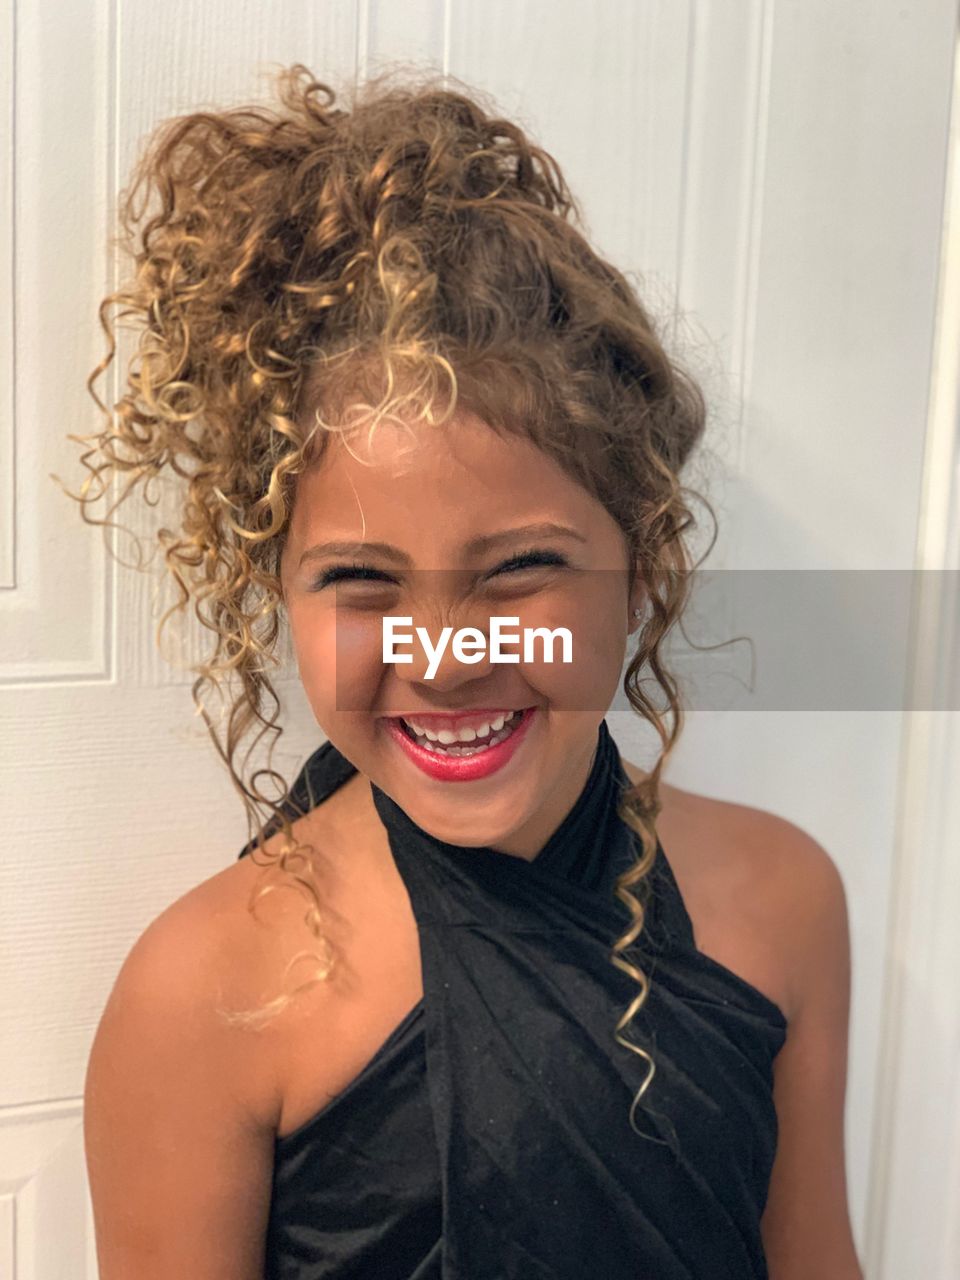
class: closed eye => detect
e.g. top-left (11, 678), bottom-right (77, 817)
top-left (491, 549), bottom-right (569, 575)
top-left (308, 547), bottom-right (569, 591)
top-left (310, 561), bottom-right (393, 589)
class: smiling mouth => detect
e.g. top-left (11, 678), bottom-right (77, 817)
top-left (395, 708), bottom-right (526, 756)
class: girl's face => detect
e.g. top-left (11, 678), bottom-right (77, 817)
top-left (280, 407), bottom-right (642, 860)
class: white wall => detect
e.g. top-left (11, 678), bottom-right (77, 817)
top-left (1, 2), bottom-right (957, 1275)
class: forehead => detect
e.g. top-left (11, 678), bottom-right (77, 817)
top-left (293, 410), bottom-right (589, 518)
top-left (279, 409), bottom-right (630, 579)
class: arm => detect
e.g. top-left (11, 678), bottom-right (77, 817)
top-left (83, 890), bottom-right (279, 1278)
top-left (759, 822), bottom-right (864, 1279)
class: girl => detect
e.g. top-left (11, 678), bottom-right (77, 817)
top-left (71, 64), bottom-right (861, 1279)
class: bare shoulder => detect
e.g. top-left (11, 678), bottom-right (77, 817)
top-left (175, 773), bottom-right (423, 1140)
top-left (98, 848), bottom-right (294, 1132)
top-left (621, 759), bottom-right (848, 1026)
top-left (85, 784), bottom-right (398, 1273)
top-left (84, 855), bottom-right (291, 1274)
top-left (98, 778), bottom-right (365, 1085)
top-left (172, 787), bottom-right (364, 1024)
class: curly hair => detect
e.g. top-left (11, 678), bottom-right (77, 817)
top-left (56, 62), bottom-right (715, 1140)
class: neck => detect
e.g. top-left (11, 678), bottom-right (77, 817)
top-left (483, 730), bottom-right (601, 862)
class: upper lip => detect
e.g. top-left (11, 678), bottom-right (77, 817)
top-left (384, 707), bottom-right (531, 731)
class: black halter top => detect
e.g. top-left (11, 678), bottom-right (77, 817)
top-left (236, 718), bottom-right (787, 1279)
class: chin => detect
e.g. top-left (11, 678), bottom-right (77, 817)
top-left (427, 786), bottom-right (531, 834)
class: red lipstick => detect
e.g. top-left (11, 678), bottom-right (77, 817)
top-left (381, 707), bottom-right (538, 782)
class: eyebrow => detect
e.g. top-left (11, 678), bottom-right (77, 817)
top-left (297, 522), bottom-right (588, 568)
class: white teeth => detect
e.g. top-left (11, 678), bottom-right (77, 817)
top-left (403, 711), bottom-right (514, 744)
top-left (400, 709), bottom-right (524, 753)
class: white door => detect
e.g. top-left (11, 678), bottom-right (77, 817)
top-left (1, 2), bottom-right (956, 1276)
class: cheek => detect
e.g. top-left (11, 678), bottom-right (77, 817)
top-left (511, 582), bottom-right (627, 714)
top-left (289, 603), bottom-right (389, 715)
top-left (287, 606), bottom-right (331, 709)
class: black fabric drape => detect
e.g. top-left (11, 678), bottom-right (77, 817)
top-left (239, 719), bottom-right (787, 1279)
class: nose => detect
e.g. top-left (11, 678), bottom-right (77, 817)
top-left (397, 645), bottom-right (495, 692)
top-left (391, 602), bottom-right (498, 689)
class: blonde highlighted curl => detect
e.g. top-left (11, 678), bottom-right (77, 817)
top-left (57, 63), bottom-right (717, 1139)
